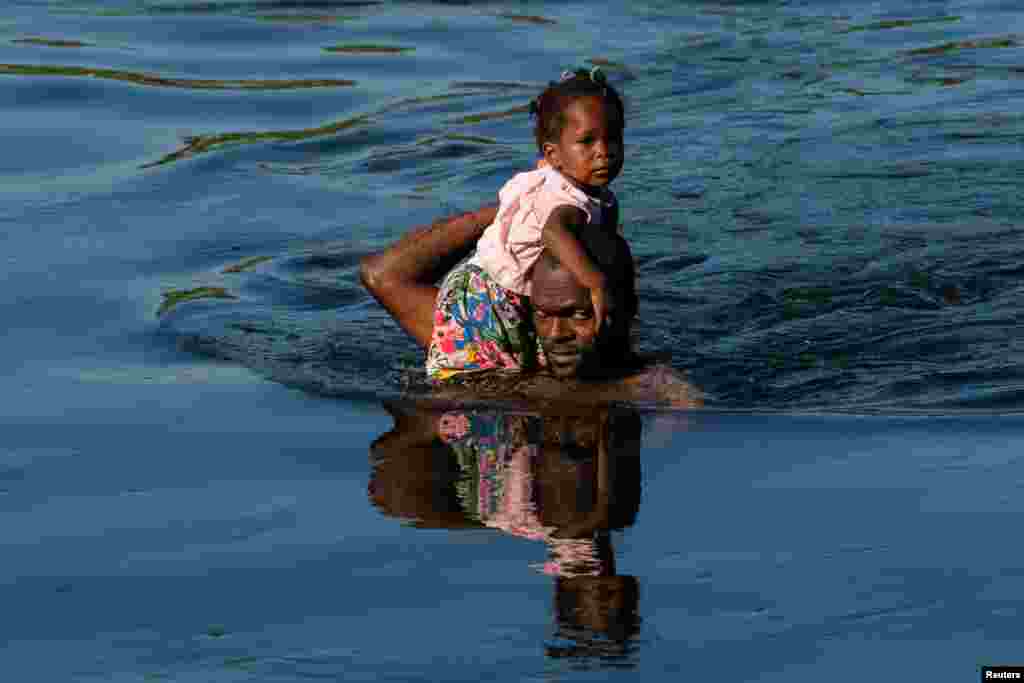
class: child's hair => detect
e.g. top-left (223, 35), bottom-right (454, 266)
top-left (529, 67), bottom-right (625, 153)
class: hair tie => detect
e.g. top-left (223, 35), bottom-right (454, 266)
top-left (557, 67), bottom-right (606, 85)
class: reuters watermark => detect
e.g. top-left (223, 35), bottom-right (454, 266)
top-left (983, 667), bottom-right (1024, 681)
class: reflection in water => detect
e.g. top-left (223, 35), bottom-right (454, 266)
top-left (369, 400), bottom-right (644, 663)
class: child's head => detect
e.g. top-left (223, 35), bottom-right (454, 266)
top-left (530, 68), bottom-right (625, 191)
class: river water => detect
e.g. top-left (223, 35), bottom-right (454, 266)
top-left (3, 0), bottom-right (1024, 680)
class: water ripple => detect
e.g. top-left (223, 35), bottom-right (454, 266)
top-left (0, 63), bottom-right (356, 89)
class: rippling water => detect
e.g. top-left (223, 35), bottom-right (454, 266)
top-left (4, 1), bottom-right (1024, 680)
top-left (6, 0), bottom-right (1022, 408)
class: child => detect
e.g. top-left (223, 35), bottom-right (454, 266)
top-left (427, 67), bottom-right (627, 381)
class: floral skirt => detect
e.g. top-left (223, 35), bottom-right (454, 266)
top-left (426, 258), bottom-right (543, 382)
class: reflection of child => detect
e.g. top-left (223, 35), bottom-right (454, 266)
top-left (427, 68), bottom-right (626, 381)
top-left (439, 407), bottom-right (642, 659)
top-left (370, 401), bottom-right (643, 660)
top-left (438, 407), bottom-right (636, 578)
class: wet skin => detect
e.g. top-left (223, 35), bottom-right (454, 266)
top-left (542, 95), bottom-right (624, 197)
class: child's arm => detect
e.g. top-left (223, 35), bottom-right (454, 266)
top-left (606, 195), bottom-right (620, 234)
top-left (541, 205), bottom-right (613, 332)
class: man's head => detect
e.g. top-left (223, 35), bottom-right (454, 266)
top-left (531, 232), bottom-right (637, 379)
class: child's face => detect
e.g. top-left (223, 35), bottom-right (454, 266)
top-left (543, 95), bottom-right (624, 194)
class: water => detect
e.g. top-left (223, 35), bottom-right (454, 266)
top-left (3, 0), bottom-right (1024, 680)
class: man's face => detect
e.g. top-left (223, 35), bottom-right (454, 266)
top-left (531, 265), bottom-right (601, 379)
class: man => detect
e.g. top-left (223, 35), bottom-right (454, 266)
top-left (360, 204), bottom-right (700, 406)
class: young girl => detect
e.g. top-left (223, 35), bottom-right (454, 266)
top-left (427, 67), bottom-right (627, 381)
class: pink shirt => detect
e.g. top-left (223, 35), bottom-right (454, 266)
top-left (471, 166), bottom-right (617, 296)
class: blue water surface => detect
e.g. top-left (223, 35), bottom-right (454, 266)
top-left (3, 0), bottom-right (1024, 680)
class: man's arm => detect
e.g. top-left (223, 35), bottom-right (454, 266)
top-left (620, 364), bottom-right (703, 408)
top-left (359, 204), bottom-right (498, 349)
top-left (371, 400), bottom-right (443, 451)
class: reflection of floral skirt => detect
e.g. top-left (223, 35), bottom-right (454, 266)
top-left (426, 258), bottom-right (543, 382)
top-left (439, 408), bottom-right (605, 577)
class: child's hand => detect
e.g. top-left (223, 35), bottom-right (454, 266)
top-left (590, 284), bottom-right (615, 335)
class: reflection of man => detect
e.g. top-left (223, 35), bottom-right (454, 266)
top-left (360, 204), bottom-right (701, 406)
top-left (369, 399), bottom-right (642, 660)
top-left (369, 400), bottom-right (642, 547)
